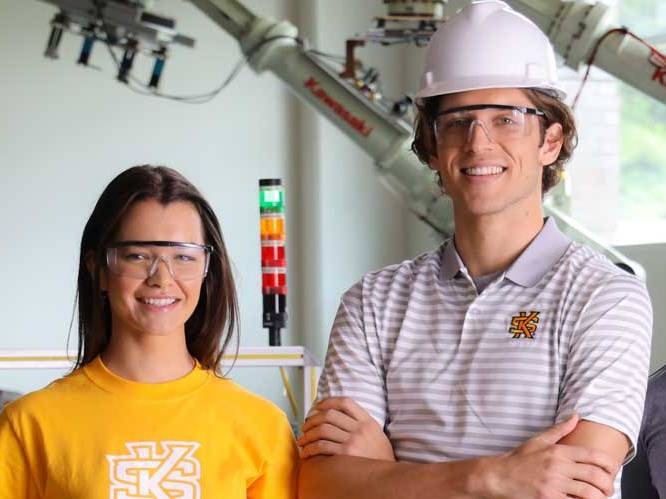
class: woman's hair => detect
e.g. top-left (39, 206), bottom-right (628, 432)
top-left (411, 88), bottom-right (578, 194)
top-left (74, 165), bottom-right (238, 372)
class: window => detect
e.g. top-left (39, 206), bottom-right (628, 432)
top-left (616, 0), bottom-right (666, 244)
top-left (550, 0), bottom-right (666, 246)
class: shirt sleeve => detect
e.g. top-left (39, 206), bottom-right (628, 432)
top-left (556, 274), bottom-right (653, 462)
top-left (247, 413), bottom-right (298, 499)
top-left (0, 407), bottom-right (41, 499)
top-left (315, 281), bottom-right (388, 427)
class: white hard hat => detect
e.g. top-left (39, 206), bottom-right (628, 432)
top-left (416, 0), bottom-right (566, 103)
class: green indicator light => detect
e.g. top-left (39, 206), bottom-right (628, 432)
top-left (264, 190), bottom-right (281, 202)
top-left (259, 189), bottom-right (284, 210)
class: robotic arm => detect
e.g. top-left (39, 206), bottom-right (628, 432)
top-left (36, 0), bottom-right (666, 276)
top-left (40, 0), bottom-right (195, 86)
top-left (508, 0), bottom-right (666, 106)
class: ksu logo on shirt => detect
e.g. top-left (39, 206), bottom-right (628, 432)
top-left (509, 311), bottom-right (540, 339)
top-left (107, 441), bottom-right (201, 499)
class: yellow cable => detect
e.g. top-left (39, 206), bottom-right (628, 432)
top-left (279, 366), bottom-right (299, 421)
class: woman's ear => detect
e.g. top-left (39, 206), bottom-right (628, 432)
top-left (538, 122), bottom-right (564, 167)
top-left (85, 251), bottom-right (95, 276)
top-left (85, 252), bottom-right (107, 292)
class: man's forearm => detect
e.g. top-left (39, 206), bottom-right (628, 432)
top-left (298, 455), bottom-right (491, 499)
top-left (299, 415), bottom-right (619, 499)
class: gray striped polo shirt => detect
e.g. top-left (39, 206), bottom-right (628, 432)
top-left (317, 218), bottom-right (653, 498)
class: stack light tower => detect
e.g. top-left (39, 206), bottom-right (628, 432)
top-left (259, 179), bottom-right (287, 347)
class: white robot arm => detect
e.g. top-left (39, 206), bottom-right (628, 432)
top-left (508, 0), bottom-right (666, 105)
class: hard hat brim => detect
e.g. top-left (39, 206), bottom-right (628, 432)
top-left (415, 77), bottom-right (567, 105)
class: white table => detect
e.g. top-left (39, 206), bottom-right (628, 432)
top-left (0, 346), bottom-right (321, 421)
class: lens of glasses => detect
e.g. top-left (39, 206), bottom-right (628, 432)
top-left (435, 107), bottom-right (534, 147)
top-left (106, 244), bottom-right (210, 281)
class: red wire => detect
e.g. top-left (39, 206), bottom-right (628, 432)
top-left (571, 27), bottom-right (666, 109)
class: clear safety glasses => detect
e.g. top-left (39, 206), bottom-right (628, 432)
top-left (106, 241), bottom-right (213, 281)
top-left (434, 104), bottom-right (545, 148)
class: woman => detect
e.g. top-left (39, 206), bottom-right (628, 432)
top-left (0, 165), bottom-right (298, 498)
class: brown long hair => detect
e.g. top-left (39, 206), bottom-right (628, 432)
top-left (74, 165), bottom-right (238, 372)
top-left (411, 89), bottom-right (578, 194)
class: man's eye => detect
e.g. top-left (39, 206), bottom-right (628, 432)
top-left (497, 116), bottom-right (517, 126)
top-left (446, 119), bottom-right (471, 129)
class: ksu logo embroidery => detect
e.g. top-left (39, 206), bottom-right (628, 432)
top-left (509, 311), bottom-right (540, 339)
top-left (107, 441), bottom-right (201, 499)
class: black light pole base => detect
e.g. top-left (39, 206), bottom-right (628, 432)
top-left (269, 327), bottom-right (282, 347)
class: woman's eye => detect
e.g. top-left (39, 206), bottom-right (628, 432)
top-left (123, 253), bottom-right (149, 261)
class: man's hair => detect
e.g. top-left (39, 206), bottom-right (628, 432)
top-left (411, 89), bottom-right (578, 194)
top-left (74, 165), bottom-right (239, 373)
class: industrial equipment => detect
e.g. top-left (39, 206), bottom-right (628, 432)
top-left (259, 179), bottom-right (288, 347)
top-left (40, 0), bottom-right (194, 88)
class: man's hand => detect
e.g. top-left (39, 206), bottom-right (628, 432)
top-left (482, 414), bottom-right (619, 499)
top-left (298, 397), bottom-right (395, 461)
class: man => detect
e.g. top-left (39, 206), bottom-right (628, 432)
top-left (298, 1), bottom-right (653, 498)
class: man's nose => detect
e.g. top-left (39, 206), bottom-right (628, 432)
top-left (464, 120), bottom-right (494, 150)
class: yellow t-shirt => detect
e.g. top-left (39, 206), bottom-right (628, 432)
top-left (0, 357), bottom-right (298, 499)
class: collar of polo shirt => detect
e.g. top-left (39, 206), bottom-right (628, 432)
top-left (440, 217), bottom-right (572, 287)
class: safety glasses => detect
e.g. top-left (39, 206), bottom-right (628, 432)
top-left (106, 240), bottom-right (213, 281)
top-left (434, 104), bottom-right (545, 148)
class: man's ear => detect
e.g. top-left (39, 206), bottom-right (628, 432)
top-left (538, 122), bottom-right (564, 167)
top-left (426, 156), bottom-right (448, 194)
top-left (426, 131), bottom-right (441, 172)
top-left (427, 155), bottom-right (439, 171)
